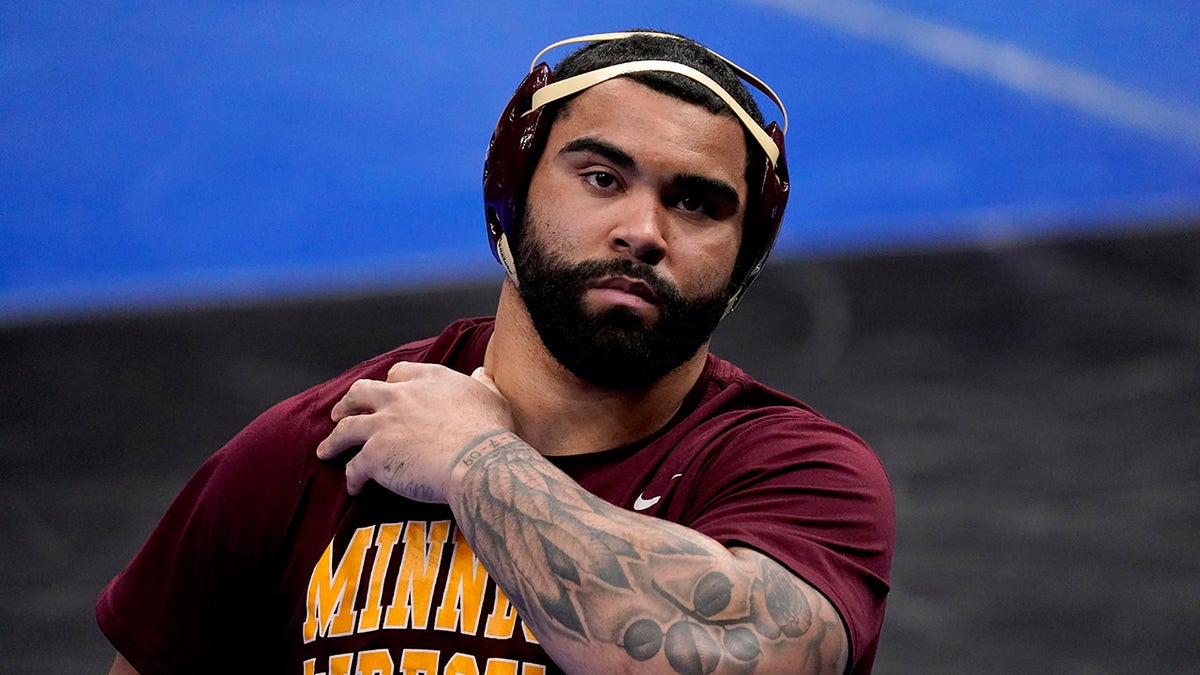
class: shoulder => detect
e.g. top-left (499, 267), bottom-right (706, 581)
top-left (262, 316), bottom-right (496, 437)
top-left (205, 316), bottom-right (498, 504)
top-left (688, 355), bottom-right (883, 462)
top-left (672, 354), bottom-right (895, 584)
top-left (675, 355), bottom-right (894, 668)
top-left (697, 379), bottom-right (888, 500)
top-left (665, 354), bottom-right (893, 519)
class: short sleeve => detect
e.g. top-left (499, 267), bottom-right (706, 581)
top-left (94, 319), bottom-right (492, 673)
top-left (95, 392), bottom-right (317, 674)
top-left (686, 411), bottom-right (895, 672)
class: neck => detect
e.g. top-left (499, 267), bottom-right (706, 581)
top-left (484, 281), bottom-right (709, 456)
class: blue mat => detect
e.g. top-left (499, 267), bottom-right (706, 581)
top-left (3, 0), bottom-right (1198, 320)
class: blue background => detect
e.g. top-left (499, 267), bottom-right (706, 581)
top-left (4, 0), bottom-right (1199, 321)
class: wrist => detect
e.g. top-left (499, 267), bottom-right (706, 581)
top-left (446, 429), bottom-right (521, 497)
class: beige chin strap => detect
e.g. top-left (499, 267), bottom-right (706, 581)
top-left (495, 232), bottom-right (520, 287)
top-left (525, 31), bottom-right (788, 169)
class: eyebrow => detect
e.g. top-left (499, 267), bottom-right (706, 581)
top-left (673, 174), bottom-right (741, 209)
top-left (558, 137), bottom-right (636, 170)
top-left (558, 136), bottom-right (741, 208)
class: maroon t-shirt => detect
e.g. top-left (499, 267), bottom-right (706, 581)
top-left (97, 317), bottom-right (893, 674)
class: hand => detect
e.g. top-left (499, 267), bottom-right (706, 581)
top-left (315, 362), bottom-right (513, 501)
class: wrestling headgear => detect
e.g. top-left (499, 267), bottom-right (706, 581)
top-left (482, 31), bottom-right (790, 314)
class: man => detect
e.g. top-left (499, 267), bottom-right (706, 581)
top-left (98, 30), bottom-right (893, 674)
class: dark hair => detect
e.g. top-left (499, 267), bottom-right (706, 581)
top-left (549, 30), bottom-right (766, 130)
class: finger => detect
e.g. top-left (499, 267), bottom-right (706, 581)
top-left (316, 413), bottom-right (373, 460)
top-left (387, 360), bottom-right (457, 383)
top-left (331, 379), bottom-right (386, 421)
top-left (386, 361), bottom-right (418, 383)
top-left (343, 440), bottom-right (399, 496)
top-left (343, 451), bottom-right (374, 496)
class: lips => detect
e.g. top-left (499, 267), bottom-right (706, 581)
top-left (587, 275), bottom-right (662, 306)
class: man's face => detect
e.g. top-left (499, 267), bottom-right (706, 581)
top-left (515, 211), bottom-right (732, 390)
top-left (515, 78), bottom-right (749, 390)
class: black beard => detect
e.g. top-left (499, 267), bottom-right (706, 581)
top-left (514, 230), bottom-right (731, 391)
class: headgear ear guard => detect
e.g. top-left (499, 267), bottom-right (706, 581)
top-left (482, 31), bottom-right (790, 314)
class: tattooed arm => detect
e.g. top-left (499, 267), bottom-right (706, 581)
top-left (318, 363), bottom-right (850, 674)
top-left (449, 430), bottom-right (849, 675)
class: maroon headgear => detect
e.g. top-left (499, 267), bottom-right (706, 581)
top-left (482, 31), bottom-right (790, 314)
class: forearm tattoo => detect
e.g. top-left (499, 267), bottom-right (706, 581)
top-left (452, 432), bottom-right (848, 674)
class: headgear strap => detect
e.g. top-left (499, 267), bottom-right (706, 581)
top-left (482, 31), bottom-right (791, 315)
top-left (526, 31), bottom-right (789, 177)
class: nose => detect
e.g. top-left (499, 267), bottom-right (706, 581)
top-left (609, 193), bottom-right (667, 266)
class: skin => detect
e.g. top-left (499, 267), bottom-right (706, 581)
top-left (110, 78), bottom-right (849, 675)
top-left (108, 655), bottom-right (136, 674)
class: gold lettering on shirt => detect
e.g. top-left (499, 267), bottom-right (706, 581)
top-left (305, 650), bottom-right (547, 675)
top-left (302, 521), bottom-right (547, 672)
top-left (304, 526), bottom-right (375, 642)
top-left (398, 648), bottom-right (440, 674)
top-left (434, 529), bottom-right (490, 634)
top-left (354, 648), bottom-right (394, 675)
top-left (384, 520), bottom-right (452, 630)
top-left (357, 524), bottom-right (401, 633)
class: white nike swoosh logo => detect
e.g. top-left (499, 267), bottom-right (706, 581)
top-left (633, 473), bottom-right (683, 511)
top-left (632, 493), bottom-right (661, 510)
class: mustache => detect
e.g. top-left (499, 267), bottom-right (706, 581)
top-left (572, 257), bottom-right (682, 304)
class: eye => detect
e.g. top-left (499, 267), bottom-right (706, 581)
top-left (678, 194), bottom-right (706, 213)
top-left (583, 170), bottom-right (620, 191)
top-left (675, 192), bottom-right (724, 219)
top-left (666, 176), bottom-right (739, 221)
